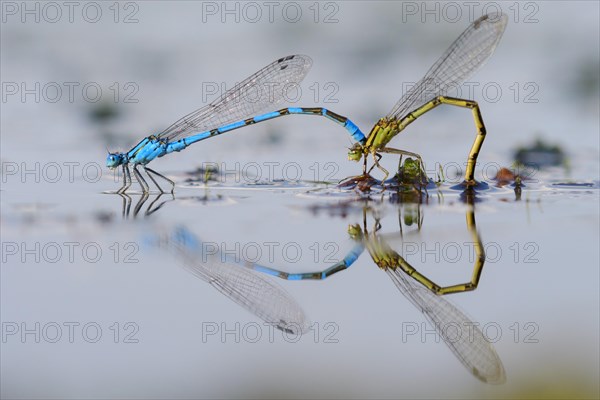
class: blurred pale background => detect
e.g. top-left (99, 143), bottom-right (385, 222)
top-left (1, 1), bottom-right (599, 399)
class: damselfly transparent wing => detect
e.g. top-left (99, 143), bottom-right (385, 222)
top-left (164, 227), bottom-right (310, 334)
top-left (157, 55), bottom-right (312, 142)
top-left (386, 268), bottom-right (506, 384)
top-left (386, 13), bottom-right (507, 120)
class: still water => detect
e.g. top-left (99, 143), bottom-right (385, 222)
top-left (2, 1), bottom-right (599, 398)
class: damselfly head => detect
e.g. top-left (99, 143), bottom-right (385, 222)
top-left (347, 223), bottom-right (364, 239)
top-left (347, 143), bottom-right (364, 162)
top-left (106, 152), bottom-right (124, 169)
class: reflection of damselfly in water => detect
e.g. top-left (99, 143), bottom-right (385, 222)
top-left (249, 205), bottom-right (505, 384)
top-left (116, 184), bottom-right (234, 219)
top-left (261, 204), bottom-right (484, 294)
top-left (151, 226), bottom-right (310, 335)
top-left (118, 192), bottom-right (174, 219)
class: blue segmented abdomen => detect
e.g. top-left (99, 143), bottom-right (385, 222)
top-left (253, 111), bottom-right (282, 122)
top-left (166, 132), bottom-right (212, 152)
top-left (287, 107), bottom-right (366, 143)
top-left (217, 120), bottom-right (246, 132)
top-left (154, 106), bottom-right (368, 159)
top-left (344, 120), bottom-right (366, 144)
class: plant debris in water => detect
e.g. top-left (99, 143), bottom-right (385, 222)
top-left (338, 158), bottom-right (432, 192)
top-left (184, 165), bottom-right (221, 183)
top-left (494, 166), bottom-right (528, 187)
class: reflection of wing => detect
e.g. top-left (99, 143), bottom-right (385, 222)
top-left (157, 55), bottom-right (312, 142)
top-left (386, 13), bottom-right (507, 120)
top-left (386, 268), bottom-right (506, 384)
top-left (164, 227), bottom-right (310, 334)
